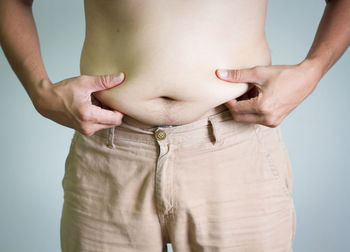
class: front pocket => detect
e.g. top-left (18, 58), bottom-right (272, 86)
top-left (254, 125), bottom-right (293, 201)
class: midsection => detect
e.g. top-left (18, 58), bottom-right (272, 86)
top-left (81, 0), bottom-right (271, 127)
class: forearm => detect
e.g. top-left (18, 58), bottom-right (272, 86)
top-left (301, 0), bottom-right (350, 79)
top-left (0, 0), bottom-right (50, 100)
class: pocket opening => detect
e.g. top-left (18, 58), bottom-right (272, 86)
top-left (62, 131), bottom-right (80, 188)
top-left (254, 126), bottom-right (293, 201)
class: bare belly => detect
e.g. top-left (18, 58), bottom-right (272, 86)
top-left (81, 0), bottom-right (271, 128)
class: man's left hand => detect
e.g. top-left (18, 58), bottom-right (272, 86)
top-left (215, 62), bottom-right (321, 127)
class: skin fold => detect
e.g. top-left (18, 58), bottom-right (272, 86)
top-left (0, 0), bottom-right (349, 135)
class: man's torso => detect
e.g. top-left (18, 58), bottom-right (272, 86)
top-left (80, 0), bottom-right (271, 127)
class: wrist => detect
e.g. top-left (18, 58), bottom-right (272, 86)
top-left (29, 78), bottom-right (52, 109)
top-left (298, 58), bottom-right (325, 84)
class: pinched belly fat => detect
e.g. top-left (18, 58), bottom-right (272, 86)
top-left (92, 71), bottom-right (252, 126)
top-left (81, 0), bottom-right (271, 126)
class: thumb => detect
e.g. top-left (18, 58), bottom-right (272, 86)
top-left (215, 67), bottom-right (263, 86)
top-left (86, 72), bottom-right (126, 93)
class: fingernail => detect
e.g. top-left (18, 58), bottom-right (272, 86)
top-left (114, 72), bottom-right (125, 82)
top-left (217, 69), bottom-right (228, 78)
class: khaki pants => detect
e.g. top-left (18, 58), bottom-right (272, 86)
top-left (60, 106), bottom-right (296, 252)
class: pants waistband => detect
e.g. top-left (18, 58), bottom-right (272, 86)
top-left (93, 106), bottom-right (259, 149)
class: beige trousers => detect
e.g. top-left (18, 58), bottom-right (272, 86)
top-left (60, 106), bottom-right (296, 252)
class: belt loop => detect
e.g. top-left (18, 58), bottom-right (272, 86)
top-left (107, 126), bottom-right (117, 149)
top-left (208, 116), bottom-right (223, 147)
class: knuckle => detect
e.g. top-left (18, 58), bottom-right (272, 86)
top-left (228, 107), bottom-right (237, 116)
top-left (79, 74), bottom-right (88, 80)
top-left (264, 115), bottom-right (273, 125)
top-left (83, 131), bottom-right (94, 136)
top-left (114, 116), bottom-right (123, 125)
top-left (251, 66), bottom-right (259, 73)
top-left (230, 69), bottom-right (242, 81)
top-left (117, 115), bottom-right (123, 124)
top-left (86, 131), bottom-right (94, 136)
top-left (78, 107), bottom-right (91, 121)
top-left (253, 65), bottom-right (265, 76)
top-left (252, 65), bottom-right (261, 74)
top-left (232, 114), bottom-right (243, 122)
top-left (268, 123), bottom-right (279, 128)
top-left (258, 102), bottom-right (272, 114)
top-left (116, 119), bottom-right (123, 126)
top-left (81, 125), bottom-right (94, 136)
top-left (78, 75), bottom-right (89, 83)
top-left (230, 110), bottom-right (239, 118)
top-left (264, 115), bottom-right (279, 128)
top-left (97, 75), bottom-right (112, 89)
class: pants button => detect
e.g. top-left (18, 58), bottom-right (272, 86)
top-left (155, 129), bottom-right (166, 140)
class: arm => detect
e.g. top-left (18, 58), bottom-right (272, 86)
top-left (302, 0), bottom-right (350, 78)
top-left (215, 0), bottom-right (350, 127)
top-left (0, 0), bottom-right (126, 136)
top-left (0, 0), bottom-right (48, 99)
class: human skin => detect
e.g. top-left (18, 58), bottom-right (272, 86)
top-left (218, 0), bottom-right (350, 127)
top-left (0, 0), bottom-right (125, 136)
top-left (79, 0), bottom-right (270, 127)
top-left (0, 0), bottom-right (349, 136)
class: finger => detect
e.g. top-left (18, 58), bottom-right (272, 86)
top-left (226, 97), bottom-right (260, 114)
top-left (215, 67), bottom-right (265, 87)
top-left (231, 113), bottom-right (265, 124)
top-left (81, 72), bottom-right (126, 93)
top-left (88, 105), bottom-right (124, 125)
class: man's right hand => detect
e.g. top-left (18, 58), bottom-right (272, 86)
top-left (30, 72), bottom-right (126, 136)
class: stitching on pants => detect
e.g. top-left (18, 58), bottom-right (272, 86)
top-left (254, 125), bottom-right (292, 200)
top-left (107, 126), bottom-right (116, 149)
top-left (62, 131), bottom-right (80, 188)
top-left (255, 125), bottom-right (296, 249)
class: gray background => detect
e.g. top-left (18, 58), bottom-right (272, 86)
top-left (0, 0), bottom-right (349, 251)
